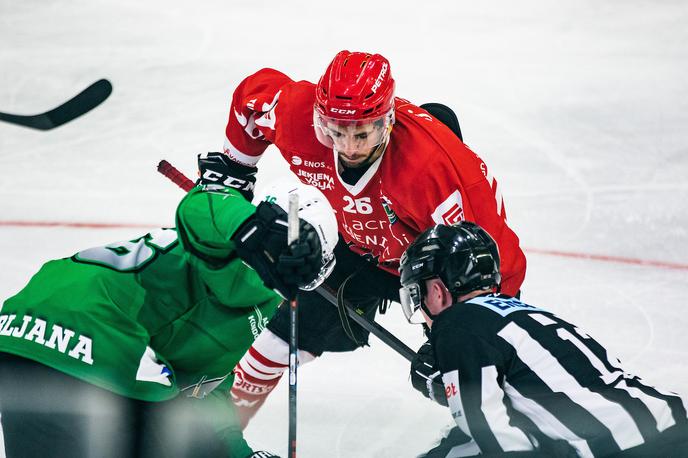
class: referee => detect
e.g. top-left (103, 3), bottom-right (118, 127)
top-left (399, 222), bottom-right (688, 457)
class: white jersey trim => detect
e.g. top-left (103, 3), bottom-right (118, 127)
top-left (223, 136), bottom-right (262, 166)
top-left (333, 147), bottom-right (385, 196)
top-left (484, 167), bottom-right (504, 217)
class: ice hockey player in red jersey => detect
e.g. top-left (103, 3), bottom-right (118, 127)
top-left (201, 50), bottom-right (527, 427)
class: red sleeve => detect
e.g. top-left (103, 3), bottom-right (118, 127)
top-left (461, 161), bottom-right (526, 296)
top-left (222, 68), bottom-right (293, 166)
top-left (388, 110), bottom-right (526, 295)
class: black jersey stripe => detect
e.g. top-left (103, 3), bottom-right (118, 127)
top-left (505, 353), bottom-right (618, 456)
top-left (624, 376), bottom-right (688, 429)
top-left (478, 366), bottom-right (535, 451)
top-left (503, 380), bottom-right (594, 456)
top-left (454, 366), bottom-right (506, 452)
top-left (524, 312), bottom-right (683, 439)
top-left (434, 297), bottom-right (688, 456)
top-left (498, 321), bottom-right (646, 451)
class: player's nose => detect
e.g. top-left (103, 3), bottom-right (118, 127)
top-left (338, 137), bottom-right (360, 154)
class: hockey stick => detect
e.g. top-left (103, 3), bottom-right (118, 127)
top-left (0, 79), bottom-right (112, 130)
top-left (286, 194), bottom-right (299, 458)
top-left (314, 285), bottom-right (416, 362)
top-left (158, 160), bottom-right (196, 191)
top-left (155, 160), bottom-right (418, 363)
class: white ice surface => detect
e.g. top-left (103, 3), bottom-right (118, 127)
top-left (1, 1), bottom-right (687, 457)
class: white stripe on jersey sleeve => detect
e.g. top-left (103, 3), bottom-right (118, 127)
top-left (556, 327), bottom-right (678, 432)
top-left (528, 313), bottom-right (558, 327)
top-left (504, 380), bottom-right (594, 457)
top-left (480, 366), bottom-right (534, 452)
top-left (483, 167), bottom-right (503, 217)
top-left (497, 322), bottom-right (645, 450)
top-left (616, 380), bottom-right (677, 432)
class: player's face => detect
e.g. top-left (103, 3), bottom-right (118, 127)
top-left (327, 122), bottom-right (386, 168)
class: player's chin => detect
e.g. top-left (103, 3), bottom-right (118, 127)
top-left (339, 155), bottom-right (367, 168)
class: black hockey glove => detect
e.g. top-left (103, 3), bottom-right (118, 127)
top-left (410, 340), bottom-right (448, 407)
top-left (233, 201), bottom-right (322, 300)
top-left (245, 452), bottom-right (281, 458)
top-left (197, 152), bottom-right (257, 201)
top-left (276, 228), bottom-right (323, 290)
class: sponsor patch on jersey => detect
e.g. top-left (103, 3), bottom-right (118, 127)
top-left (291, 156), bottom-right (302, 166)
top-left (442, 369), bottom-right (470, 431)
top-left (442, 370), bottom-right (460, 402)
top-left (296, 169), bottom-right (334, 191)
top-left (248, 306), bottom-right (269, 341)
top-left (380, 195), bottom-right (398, 224)
top-left (467, 296), bottom-right (543, 317)
top-left (431, 190), bottom-right (465, 225)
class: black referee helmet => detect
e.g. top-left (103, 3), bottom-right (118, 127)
top-left (399, 222), bottom-right (501, 321)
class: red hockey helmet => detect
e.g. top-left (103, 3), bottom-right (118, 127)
top-left (313, 51), bottom-right (396, 150)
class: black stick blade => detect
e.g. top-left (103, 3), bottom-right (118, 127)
top-left (0, 79), bottom-right (113, 130)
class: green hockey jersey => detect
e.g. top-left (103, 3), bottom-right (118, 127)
top-left (0, 186), bottom-right (283, 457)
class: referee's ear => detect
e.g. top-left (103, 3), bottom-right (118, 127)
top-left (425, 278), bottom-right (454, 315)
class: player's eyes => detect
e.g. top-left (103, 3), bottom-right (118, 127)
top-left (355, 133), bottom-right (368, 140)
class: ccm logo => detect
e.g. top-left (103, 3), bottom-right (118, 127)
top-left (202, 170), bottom-right (255, 192)
top-left (330, 108), bottom-right (356, 115)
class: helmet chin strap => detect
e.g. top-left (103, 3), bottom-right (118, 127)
top-left (420, 301), bottom-right (437, 320)
top-left (364, 125), bottom-right (393, 164)
top-left (368, 136), bottom-right (389, 161)
top-left (417, 280), bottom-right (438, 320)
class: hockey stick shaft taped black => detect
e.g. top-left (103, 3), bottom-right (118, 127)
top-left (315, 285), bottom-right (417, 362)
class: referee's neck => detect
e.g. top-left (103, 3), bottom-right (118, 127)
top-left (457, 289), bottom-right (496, 303)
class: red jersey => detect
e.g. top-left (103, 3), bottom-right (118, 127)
top-left (222, 68), bottom-right (526, 295)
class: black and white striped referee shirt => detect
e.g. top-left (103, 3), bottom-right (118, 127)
top-left (429, 293), bottom-right (688, 457)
